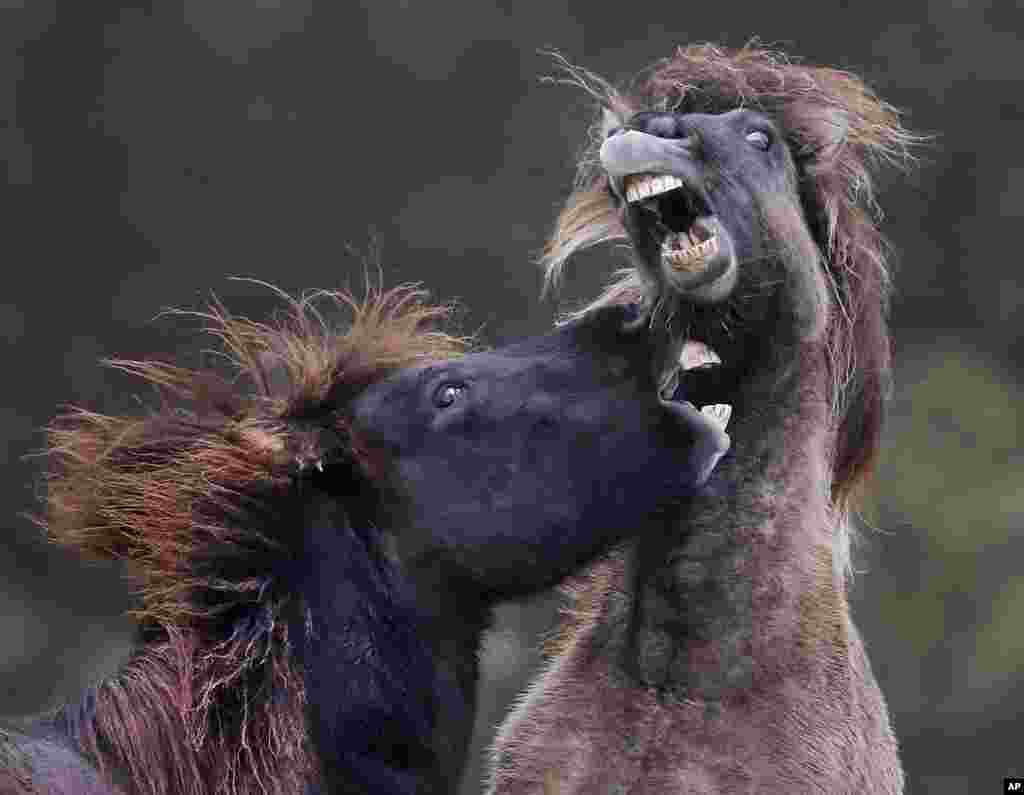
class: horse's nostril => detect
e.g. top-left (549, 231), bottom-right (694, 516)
top-left (627, 111), bottom-right (685, 139)
top-left (649, 116), bottom-right (680, 138)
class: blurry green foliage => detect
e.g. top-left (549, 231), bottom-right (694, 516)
top-left (875, 345), bottom-right (1024, 677)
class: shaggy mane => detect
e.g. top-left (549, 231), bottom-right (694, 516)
top-left (38, 285), bottom-right (470, 795)
top-left (541, 43), bottom-right (922, 513)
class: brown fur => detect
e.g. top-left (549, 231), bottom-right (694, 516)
top-left (34, 286), bottom-right (470, 795)
top-left (488, 44), bottom-right (916, 794)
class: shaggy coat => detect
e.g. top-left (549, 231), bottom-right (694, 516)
top-left (487, 44), bottom-right (918, 794)
top-left (1, 285), bottom-right (725, 795)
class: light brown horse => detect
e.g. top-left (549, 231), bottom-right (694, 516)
top-left (487, 44), bottom-right (919, 794)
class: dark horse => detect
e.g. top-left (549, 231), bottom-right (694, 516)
top-left (0, 285), bottom-right (726, 795)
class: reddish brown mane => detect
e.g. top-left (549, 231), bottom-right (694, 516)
top-left (39, 285), bottom-right (470, 795)
top-left (542, 43), bottom-right (920, 511)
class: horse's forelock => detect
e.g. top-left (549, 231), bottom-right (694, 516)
top-left (42, 285), bottom-right (470, 623)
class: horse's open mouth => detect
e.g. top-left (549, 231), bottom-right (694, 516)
top-left (665, 339), bottom-right (733, 433)
top-left (622, 173), bottom-right (737, 301)
top-left (615, 176), bottom-right (738, 430)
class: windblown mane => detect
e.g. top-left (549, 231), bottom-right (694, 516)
top-left (39, 285), bottom-right (470, 795)
top-left (542, 43), bottom-right (921, 513)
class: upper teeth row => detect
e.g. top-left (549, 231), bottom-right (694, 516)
top-left (625, 174), bottom-right (683, 203)
top-left (680, 340), bottom-right (721, 370)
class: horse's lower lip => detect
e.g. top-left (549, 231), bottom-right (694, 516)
top-left (667, 248), bottom-right (732, 290)
top-left (659, 216), bottom-right (735, 294)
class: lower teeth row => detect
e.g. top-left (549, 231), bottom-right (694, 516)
top-left (664, 235), bottom-right (718, 265)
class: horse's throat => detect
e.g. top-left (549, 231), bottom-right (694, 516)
top-left (625, 361), bottom-right (843, 696)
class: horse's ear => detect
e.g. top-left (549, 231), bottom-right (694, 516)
top-left (289, 490), bottom-right (427, 794)
top-left (287, 490), bottom-right (352, 787)
top-left (288, 490), bottom-right (365, 666)
top-left (290, 489), bottom-right (353, 596)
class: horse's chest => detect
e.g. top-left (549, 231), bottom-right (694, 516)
top-left (490, 654), bottom-right (874, 795)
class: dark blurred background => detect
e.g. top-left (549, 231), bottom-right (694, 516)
top-left (1, 1), bottom-right (1020, 792)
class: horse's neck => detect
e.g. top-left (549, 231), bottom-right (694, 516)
top-left (621, 347), bottom-right (849, 697)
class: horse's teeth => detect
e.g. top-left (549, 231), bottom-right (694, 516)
top-left (663, 234), bottom-right (719, 270)
top-left (679, 343), bottom-right (731, 431)
top-left (680, 340), bottom-right (722, 370)
top-left (701, 403), bottom-right (733, 431)
top-left (625, 174), bottom-right (684, 203)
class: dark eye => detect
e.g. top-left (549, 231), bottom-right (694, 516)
top-left (433, 382), bottom-right (468, 408)
top-left (746, 129), bottom-right (771, 150)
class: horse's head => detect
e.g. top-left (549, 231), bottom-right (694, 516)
top-left (539, 45), bottom-right (920, 553)
top-left (345, 302), bottom-right (726, 600)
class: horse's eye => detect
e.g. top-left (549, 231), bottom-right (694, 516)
top-left (746, 129), bottom-right (771, 150)
top-left (433, 382), bottom-right (468, 409)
